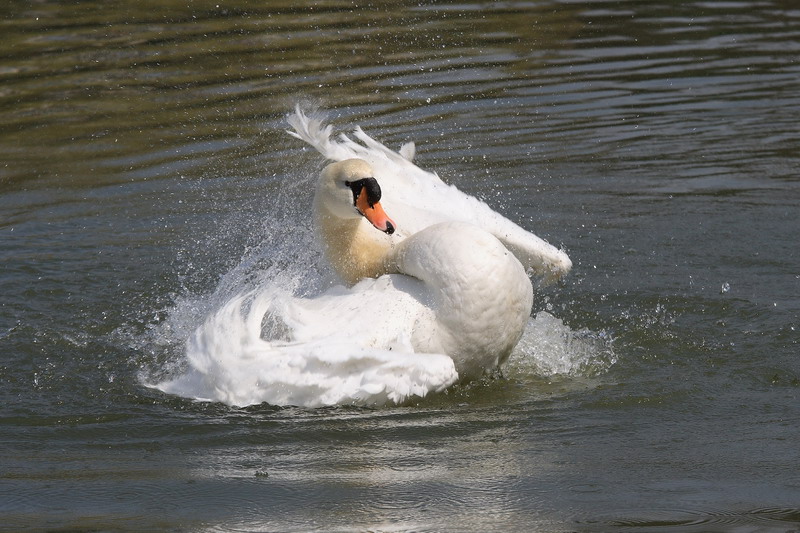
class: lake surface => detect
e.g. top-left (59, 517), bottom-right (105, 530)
top-left (2, 1), bottom-right (799, 531)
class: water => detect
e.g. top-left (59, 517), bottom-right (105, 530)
top-left (1, 1), bottom-right (799, 531)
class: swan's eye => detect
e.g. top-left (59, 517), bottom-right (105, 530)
top-left (345, 177), bottom-right (382, 207)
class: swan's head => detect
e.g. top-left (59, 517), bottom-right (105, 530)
top-left (317, 159), bottom-right (396, 234)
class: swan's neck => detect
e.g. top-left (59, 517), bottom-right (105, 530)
top-left (315, 202), bottom-right (394, 285)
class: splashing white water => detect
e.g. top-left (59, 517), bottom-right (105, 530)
top-left (146, 265), bottom-right (614, 408)
top-left (508, 311), bottom-right (616, 378)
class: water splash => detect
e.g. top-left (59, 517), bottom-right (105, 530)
top-left (145, 281), bottom-right (615, 408)
top-left (507, 311), bottom-right (616, 379)
top-left (139, 200), bottom-right (615, 408)
top-left (138, 113), bottom-right (615, 408)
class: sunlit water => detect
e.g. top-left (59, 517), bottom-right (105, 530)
top-left (2, 1), bottom-right (799, 531)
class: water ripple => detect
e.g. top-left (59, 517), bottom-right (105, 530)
top-left (2, 1), bottom-right (800, 531)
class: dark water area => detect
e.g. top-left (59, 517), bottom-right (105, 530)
top-left (1, 1), bottom-right (799, 531)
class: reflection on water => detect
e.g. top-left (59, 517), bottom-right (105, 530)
top-left (2, 0), bottom-right (799, 531)
top-left (222, 408), bottom-right (553, 531)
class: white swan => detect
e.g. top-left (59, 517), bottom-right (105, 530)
top-left (154, 108), bottom-right (573, 407)
top-left (285, 107), bottom-right (571, 378)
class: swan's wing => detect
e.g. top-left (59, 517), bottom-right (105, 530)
top-left (153, 285), bottom-right (457, 408)
top-left (286, 106), bottom-right (571, 283)
top-left (286, 105), bottom-right (443, 187)
top-left (282, 276), bottom-right (432, 348)
top-left (285, 106), bottom-right (356, 162)
top-left (399, 141), bottom-right (415, 162)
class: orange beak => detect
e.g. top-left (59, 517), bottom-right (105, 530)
top-left (355, 186), bottom-right (396, 234)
